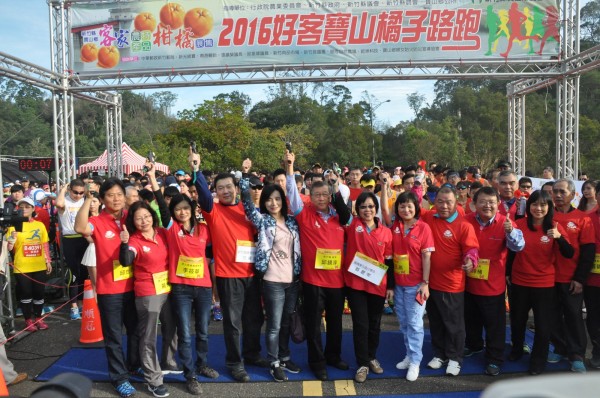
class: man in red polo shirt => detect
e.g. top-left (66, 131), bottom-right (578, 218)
top-left (464, 187), bottom-right (524, 376)
top-left (75, 178), bottom-right (139, 398)
top-left (422, 186), bottom-right (479, 376)
top-left (285, 150), bottom-right (351, 381)
top-left (192, 150), bottom-right (265, 383)
top-left (550, 179), bottom-right (595, 372)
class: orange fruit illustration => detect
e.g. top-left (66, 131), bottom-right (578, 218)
top-left (97, 46), bottom-right (120, 69)
top-left (184, 8), bottom-right (213, 37)
top-left (159, 2), bottom-right (185, 29)
top-left (80, 43), bottom-right (98, 63)
top-left (134, 12), bottom-right (157, 32)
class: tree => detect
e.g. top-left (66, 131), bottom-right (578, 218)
top-left (150, 91), bottom-right (178, 116)
top-left (213, 91), bottom-right (251, 114)
top-left (406, 92), bottom-right (426, 119)
top-left (581, 0), bottom-right (600, 49)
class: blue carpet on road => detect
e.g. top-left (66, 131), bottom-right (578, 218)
top-left (36, 328), bottom-right (569, 382)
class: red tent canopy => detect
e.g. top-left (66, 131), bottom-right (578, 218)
top-left (78, 143), bottom-right (170, 175)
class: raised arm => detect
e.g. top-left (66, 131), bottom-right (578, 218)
top-left (55, 183), bottom-right (69, 212)
top-left (189, 145), bottom-right (214, 212)
top-left (239, 178), bottom-right (263, 229)
top-left (74, 186), bottom-right (93, 236)
top-left (146, 161), bottom-right (172, 227)
top-left (284, 149), bottom-right (303, 214)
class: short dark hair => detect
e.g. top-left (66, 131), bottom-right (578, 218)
top-left (125, 201), bottom-right (159, 233)
top-left (310, 180), bottom-right (332, 195)
top-left (259, 184), bottom-right (288, 217)
top-left (473, 186), bottom-right (499, 203)
top-left (99, 177), bottom-right (125, 200)
top-left (518, 177), bottom-right (533, 186)
top-left (10, 184), bottom-right (24, 194)
top-left (394, 191), bottom-right (421, 220)
top-left (70, 179), bottom-right (85, 189)
top-left (272, 169), bottom-right (286, 180)
top-left (139, 189), bottom-right (154, 203)
top-left (355, 192), bottom-right (379, 214)
top-left (402, 174), bottom-right (415, 184)
top-left (164, 186), bottom-right (180, 198)
top-left (213, 173), bottom-right (236, 188)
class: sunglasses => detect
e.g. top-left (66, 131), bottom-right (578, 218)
top-left (457, 186), bottom-right (467, 190)
top-left (72, 190), bottom-right (85, 195)
top-left (358, 205), bottom-right (376, 210)
top-left (250, 186), bottom-right (263, 190)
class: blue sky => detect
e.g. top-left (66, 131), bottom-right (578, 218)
top-left (0, 1), bottom-right (436, 127)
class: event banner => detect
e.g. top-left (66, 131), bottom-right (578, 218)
top-left (70, 0), bottom-right (560, 75)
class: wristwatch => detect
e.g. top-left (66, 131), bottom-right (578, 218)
top-left (421, 280), bottom-right (429, 285)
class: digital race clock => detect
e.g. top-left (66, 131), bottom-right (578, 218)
top-left (18, 158), bottom-right (56, 171)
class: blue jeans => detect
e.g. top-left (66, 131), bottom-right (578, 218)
top-left (170, 284), bottom-right (213, 379)
top-left (97, 291), bottom-right (139, 386)
top-left (262, 280), bottom-right (299, 364)
top-left (394, 284), bottom-right (426, 365)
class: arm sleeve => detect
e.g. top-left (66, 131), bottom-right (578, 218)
top-left (385, 258), bottom-right (395, 290)
top-left (194, 170), bottom-right (214, 213)
top-left (119, 243), bottom-right (136, 266)
top-left (153, 189), bottom-right (172, 228)
top-left (574, 243), bottom-right (596, 283)
top-left (286, 174), bottom-right (303, 215)
top-left (506, 227), bottom-right (525, 252)
top-left (556, 236), bottom-right (575, 259)
top-left (506, 250), bottom-right (516, 277)
top-left (239, 178), bottom-right (263, 229)
top-left (333, 192), bottom-right (352, 226)
top-left (43, 242), bottom-right (52, 264)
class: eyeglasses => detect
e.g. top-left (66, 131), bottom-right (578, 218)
top-left (358, 205), bottom-right (376, 210)
top-left (72, 190), bottom-right (85, 195)
top-left (520, 185), bottom-right (532, 189)
top-left (311, 193), bottom-right (330, 198)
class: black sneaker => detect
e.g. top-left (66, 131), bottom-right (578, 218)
top-left (464, 347), bottom-right (483, 357)
top-left (186, 378), bottom-right (203, 395)
top-left (231, 368), bottom-right (250, 382)
top-left (197, 365), bottom-right (219, 379)
top-left (148, 384), bottom-right (169, 398)
top-left (280, 360), bottom-right (301, 374)
top-left (270, 363), bottom-right (288, 382)
top-left (485, 363), bottom-right (500, 376)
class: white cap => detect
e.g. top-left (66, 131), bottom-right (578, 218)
top-left (17, 197), bottom-right (35, 207)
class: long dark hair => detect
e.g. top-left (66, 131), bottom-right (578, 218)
top-left (125, 201), bottom-right (159, 234)
top-left (577, 180), bottom-right (598, 211)
top-left (168, 194), bottom-right (197, 228)
top-left (394, 191), bottom-right (421, 220)
top-left (259, 184), bottom-right (288, 218)
top-left (526, 190), bottom-right (554, 232)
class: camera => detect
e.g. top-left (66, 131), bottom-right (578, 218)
top-left (143, 151), bottom-right (155, 173)
top-left (285, 142), bottom-right (292, 164)
top-left (191, 141), bottom-right (198, 167)
top-left (0, 205), bottom-right (27, 232)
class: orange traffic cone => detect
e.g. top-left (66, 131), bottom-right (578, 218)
top-left (0, 369), bottom-right (8, 396)
top-left (80, 279), bottom-right (103, 344)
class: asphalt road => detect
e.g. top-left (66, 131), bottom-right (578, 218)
top-left (2, 302), bottom-right (592, 398)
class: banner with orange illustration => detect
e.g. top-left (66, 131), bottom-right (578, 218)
top-left (70, 0), bottom-right (560, 75)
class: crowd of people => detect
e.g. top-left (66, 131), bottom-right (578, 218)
top-left (2, 151), bottom-right (598, 397)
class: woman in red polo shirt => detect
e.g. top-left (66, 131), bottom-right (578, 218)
top-left (344, 191), bottom-right (393, 383)
top-left (508, 190), bottom-right (574, 376)
top-left (119, 202), bottom-right (170, 398)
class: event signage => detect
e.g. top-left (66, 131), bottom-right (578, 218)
top-left (70, 0), bottom-right (560, 75)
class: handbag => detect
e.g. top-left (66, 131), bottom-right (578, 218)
top-left (290, 297), bottom-right (305, 344)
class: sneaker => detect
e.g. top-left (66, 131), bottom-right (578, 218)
top-left (197, 365), bottom-right (219, 379)
top-left (115, 381), bottom-right (136, 398)
top-left (406, 363), bottom-right (419, 382)
top-left (463, 347), bottom-right (483, 357)
top-left (231, 368), bottom-right (250, 382)
top-left (368, 359), bottom-right (383, 374)
top-left (8, 372), bottom-right (28, 386)
top-left (186, 378), bottom-right (203, 395)
top-left (280, 360), bottom-right (301, 374)
top-left (354, 366), bottom-right (368, 383)
top-left (427, 357), bottom-right (448, 369)
top-left (547, 352), bottom-right (564, 363)
top-left (246, 357), bottom-right (270, 368)
top-left (24, 319), bottom-right (37, 333)
top-left (590, 356), bottom-right (600, 369)
top-left (396, 356), bottom-right (410, 370)
top-left (270, 363), bottom-right (287, 382)
top-left (571, 360), bottom-right (586, 373)
top-left (36, 319), bottom-right (49, 330)
top-left (15, 308), bottom-right (23, 317)
top-left (212, 305), bottom-right (223, 321)
top-left (485, 363), bottom-right (500, 376)
top-left (523, 344), bottom-right (531, 354)
top-left (147, 384), bottom-right (169, 398)
top-left (446, 360), bottom-right (461, 376)
top-left (161, 364), bottom-right (183, 375)
top-left (70, 307), bottom-right (82, 320)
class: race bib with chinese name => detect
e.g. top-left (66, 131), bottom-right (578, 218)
top-left (176, 255), bottom-right (204, 279)
top-left (152, 270), bottom-right (171, 295)
top-left (393, 254), bottom-right (409, 275)
top-left (348, 252), bottom-right (388, 285)
top-left (235, 240), bottom-right (256, 263)
top-left (113, 260), bottom-right (133, 281)
top-left (314, 248), bottom-right (342, 270)
top-left (592, 254), bottom-right (600, 274)
top-left (468, 259), bottom-right (490, 280)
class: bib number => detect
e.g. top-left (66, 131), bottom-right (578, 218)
top-left (176, 255), bottom-right (205, 279)
top-left (348, 252), bottom-right (388, 285)
top-left (113, 260), bottom-right (133, 281)
top-left (235, 240), bottom-right (256, 263)
top-left (468, 259), bottom-right (490, 280)
top-left (152, 270), bottom-right (171, 294)
top-left (314, 248), bottom-right (341, 270)
top-left (23, 244), bottom-right (42, 258)
top-left (393, 254), bottom-right (409, 275)
top-left (592, 254), bottom-right (600, 275)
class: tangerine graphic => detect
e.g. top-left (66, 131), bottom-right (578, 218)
top-left (97, 46), bottom-right (120, 69)
top-left (160, 2), bottom-right (185, 29)
top-left (80, 43), bottom-right (98, 63)
top-left (184, 7), bottom-right (214, 37)
top-left (134, 12), bottom-right (157, 32)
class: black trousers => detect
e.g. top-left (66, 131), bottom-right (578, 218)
top-left (346, 287), bottom-right (385, 367)
top-left (15, 271), bottom-right (46, 319)
top-left (302, 282), bottom-right (344, 371)
top-left (584, 285), bottom-right (600, 359)
top-left (464, 292), bottom-right (506, 366)
top-left (426, 289), bottom-right (465, 364)
top-left (551, 282), bottom-right (586, 360)
top-left (216, 276), bottom-right (264, 371)
top-left (509, 283), bottom-right (555, 372)
top-left (62, 236), bottom-right (89, 301)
